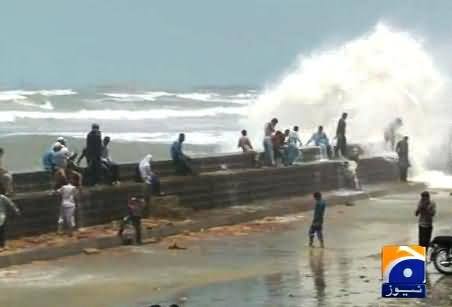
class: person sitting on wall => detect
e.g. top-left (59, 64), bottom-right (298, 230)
top-left (139, 154), bottom-right (164, 208)
top-left (0, 183), bottom-right (20, 251)
top-left (272, 130), bottom-right (288, 166)
top-left (307, 126), bottom-right (332, 160)
top-left (0, 148), bottom-right (14, 196)
top-left (237, 130), bottom-right (260, 167)
top-left (118, 197), bottom-right (145, 245)
top-left (52, 143), bottom-right (70, 190)
top-left (101, 136), bottom-right (120, 185)
top-left (287, 126), bottom-right (303, 165)
top-left (171, 133), bottom-right (196, 175)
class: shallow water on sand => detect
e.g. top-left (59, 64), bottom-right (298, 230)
top-left (1, 191), bottom-right (452, 307)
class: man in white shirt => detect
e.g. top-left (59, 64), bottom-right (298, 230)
top-left (139, 155), bottom-right (164, 207)
top-left (263, 118), bottom-right (278, 166)
top-left (287, 126), bottom-right (302, 164)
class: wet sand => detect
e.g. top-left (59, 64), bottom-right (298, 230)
top-left (0, 190), bottom-right (451, 307)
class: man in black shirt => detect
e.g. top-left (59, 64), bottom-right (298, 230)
top-left (335, 113), bottom-right (348, 158)
top-left (396, 136), bottom-right (410, 182)
top-left (86, 123), bottom-right (102, 185)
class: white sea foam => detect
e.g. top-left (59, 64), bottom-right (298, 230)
top-left (0, 89), bottom-right (77, 99)
top-left (102, 91), bottom-right (256, 104)
top-left (14, 100), bottom-right (55, 110)
top-left (0, 130), bottom-right (239, 146)
top-left (0, 106), bottom-right (246, 123)
top-left (246, 23), bottom-right (447, 175)
top-left (176, 92), bottom-right (256, 104)
top-left (103, 91), bottom-right (172, 102)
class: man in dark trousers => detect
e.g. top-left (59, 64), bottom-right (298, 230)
top-left (86, 123), bottom-right (103, 185)
top-left (396, 136), bottom-right (410, 182)
top-left (118, 197), bottom-right (144, 245)
top-left (335, 113), bottom-right (348, 158)
top-left (309, 192), bottom-right (326, 248)
top-left (415, 191), bottom-right (436, 251)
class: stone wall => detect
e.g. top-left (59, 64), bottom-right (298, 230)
top-left (6, 155), bottom-right (400, 239)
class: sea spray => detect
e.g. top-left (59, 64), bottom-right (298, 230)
top-left (245, 23), bottom-right (448, 177)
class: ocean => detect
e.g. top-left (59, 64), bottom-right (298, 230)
top-left (0, 88), bottom-right (255, 171)
top-left (2, 1), bottom-right (452, 172)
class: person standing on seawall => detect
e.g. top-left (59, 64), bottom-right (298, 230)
top-left (396, 136), bottom-right (410, 182)
top-left (335, 113), bottom-right (348, 158)
top-left (86, 123), bottom-right (103, 185)
top-left (415, 191), bottom-right (436, 251)
top-left (263, 118), bottom-right (278, 166)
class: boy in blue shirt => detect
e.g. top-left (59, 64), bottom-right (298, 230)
top-left (309, 192), bottom-right (326, 248)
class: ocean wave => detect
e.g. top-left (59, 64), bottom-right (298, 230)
top-left (103, 91), bottom-right (172, 102)
top-left (176, 92), bottom-right (256, 104)
top-left (0, 106), bottom-right (246, 122)
top-left (14, 100), bottom-right (54, 110)
top-left (0, 89), bottom-right (77, 101)
top-left (0, 131), bottom-right (239, 145)
top-left (101, 91), bottom-right (257, 104)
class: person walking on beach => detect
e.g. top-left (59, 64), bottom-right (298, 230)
top-left (335, 113), bottom-right (348, 158)
top-left (396, 136), bottom-right (410, 182)
top-left (86, 123), bottom-right (103, 185)
top-left (171, 133), bottom-right (194, 175)
top-left (0, 184), bottom-right (20, 250)
top-left (118, 197), bottom-right (145, 245)
top-left (309, 192), bottom-right (326, 248)
top-left (55, 177), bottom-right (79, 236)
top-left (415, 191), bottom-right (436, 250)
top-left (263, 118), bottom-right (278, 166)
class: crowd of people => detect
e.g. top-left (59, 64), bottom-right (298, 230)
top-left (0, 114), bottom-right (413, 248)
top-left (243, 113), bottom-right (349, 168)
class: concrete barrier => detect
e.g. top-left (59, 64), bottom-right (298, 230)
top-left (6, 155), bottom-right (400, 239)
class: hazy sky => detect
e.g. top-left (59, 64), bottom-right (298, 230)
top-left (1, 0), bottom-right (451, 89)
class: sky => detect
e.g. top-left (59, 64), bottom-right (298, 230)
top-left (1, 0), bottom-right (452, 89)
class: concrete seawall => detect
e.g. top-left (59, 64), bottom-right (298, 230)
top-left (6, 151), bottom-right (399, 239)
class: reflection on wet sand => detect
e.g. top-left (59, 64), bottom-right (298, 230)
top-left (309, 249), bottom-right (326, 306)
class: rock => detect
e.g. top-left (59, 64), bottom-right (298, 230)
top-left (83, 248), bottom-right (101, 255)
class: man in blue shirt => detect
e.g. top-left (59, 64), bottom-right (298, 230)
top-left (307, 126), bottom-right (332, 159)
top-left (309, 192), bottom-right (326, 248)
top-left (171, 133), bottom-right (194, 175)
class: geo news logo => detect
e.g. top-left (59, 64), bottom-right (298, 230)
top-left (381, 245), bottom-right (426, 298)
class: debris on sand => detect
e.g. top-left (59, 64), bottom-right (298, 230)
top-left (83, 248), bottom-right (101, 255)
top-left (168, 241), bottom-right (187, 250)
